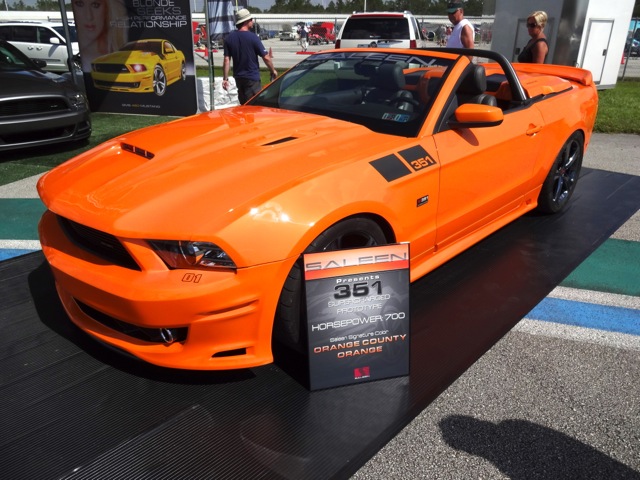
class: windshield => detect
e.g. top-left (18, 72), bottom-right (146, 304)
top-left (249, 50), bottom-right (455, 137)
top-left (52, 25), bottom-right (78, 43)
top-left (341, 17), bottom-right (410, 40)
top-left (0, 41), bottom-right (37, 71)
top-left (120, 41), bottom-right (162, 54)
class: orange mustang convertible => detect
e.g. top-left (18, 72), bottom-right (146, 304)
top-left (38, 48), bottom-right (598, 370)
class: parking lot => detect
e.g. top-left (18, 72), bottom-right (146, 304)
top-left (195, 37), bottom-right (640, 80)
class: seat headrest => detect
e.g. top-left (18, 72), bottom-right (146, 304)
top-left (354, 62), bottom-right (377, 77)
top-left (372, 63), bottom-right (406, 90)
top-left (458, 65), bottom-right (487, 95)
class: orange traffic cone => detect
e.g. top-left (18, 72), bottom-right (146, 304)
top-left (621, 53), bottom-right (625, 65)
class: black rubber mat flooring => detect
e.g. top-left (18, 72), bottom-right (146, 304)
top-left (1, 169), bottom-right (638, 479)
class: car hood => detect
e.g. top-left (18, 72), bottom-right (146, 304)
top-left (0, 69), bottom-right (77, 96)
top-left (39, 106), bottom-right (402, 239)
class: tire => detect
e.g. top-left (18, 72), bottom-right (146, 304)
top-left (152, 65), bottom-right (167, 96)
top-left (274, 217), bottom-right (387, 350)
top-left (536, 131), bottom-right (584, 214)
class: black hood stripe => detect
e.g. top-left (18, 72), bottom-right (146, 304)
top-left (370, 154), bottom-right (412, 182)
top-left (398, 145), bottom-right (429, 163)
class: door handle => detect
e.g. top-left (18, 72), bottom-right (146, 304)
top-left (526, 125), bottom-right (542, 136)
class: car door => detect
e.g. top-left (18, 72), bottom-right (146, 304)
top-left (162, 41), bottom-right (181, 82)
top-left (432, 104), bottom-right (546, 249)
top-left (36, 26), bottom-right (69, 72)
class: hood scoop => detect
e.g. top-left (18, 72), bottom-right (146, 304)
top-left (122, 142), bottom-right (155, 160)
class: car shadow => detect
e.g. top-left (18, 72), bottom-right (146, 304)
top-left (439, 415), bottom-right (639, 479)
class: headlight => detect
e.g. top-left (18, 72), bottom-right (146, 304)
top-left (149, 240), bottom-right (236, 270)
top-left (68, 92), bottom-right (87, 108)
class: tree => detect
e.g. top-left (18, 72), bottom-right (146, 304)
top-left (36, 0), bottom-right (61, 10)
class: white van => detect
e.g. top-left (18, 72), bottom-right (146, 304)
top-left (0, 22), bottom-right (79, 72)
top-left (335, 12), bottom-right (428, 49)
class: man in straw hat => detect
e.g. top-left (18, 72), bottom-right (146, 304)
top-left (222, 8), bottom-right (278, 104)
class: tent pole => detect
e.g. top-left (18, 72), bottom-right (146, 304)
top-left (204, 1), bottom-right (214, 110)
top-left (58, 0), bottom-right (81, 88)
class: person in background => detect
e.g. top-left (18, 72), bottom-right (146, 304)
top-left (72, 0), bottom-right (128, 72)
top-left (518, 11), bottom-right (549, 63)
top-left (446, 2), bottom-right (474, 49)
top-left (298, 23), bottom-right (309, 52)
top-left (222, 8), bottom-right (277, 104)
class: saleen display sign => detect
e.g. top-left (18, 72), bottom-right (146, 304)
top-left (304, 244), bottom-right (410, 390)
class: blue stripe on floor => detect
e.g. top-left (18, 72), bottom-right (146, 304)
top-left (0, 249), bottom-right (39, 261)
top-left (527, 297), bottom-right (640, 336)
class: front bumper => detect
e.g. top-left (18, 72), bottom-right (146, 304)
top-left (39, 210), bottom-right (293, 370)
top-left (91, 72), bottom-right (154, 93)
top-left (0, 108), bottom-right (91, 152)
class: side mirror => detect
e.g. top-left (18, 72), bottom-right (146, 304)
top-left (32, 58), bottom-right (47, 69)
top-left (449, 103), bottom-right (503, 129)
top-left (49, 36), bottom-right (62, 45)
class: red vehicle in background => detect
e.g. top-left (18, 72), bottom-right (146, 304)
top-left (308, 22), bottom-right (335, 45)
top-left (192, 21), bottom-right (207, 47)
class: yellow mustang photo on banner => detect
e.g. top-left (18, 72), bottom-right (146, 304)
top-left (91, 39), bottom-right (187, 96)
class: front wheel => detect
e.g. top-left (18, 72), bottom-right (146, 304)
top-left (536, 131), bottom-right (584, 214)
top-left (153, 65), bottom-right (167, 96)
top-left (274, 217), bottom-right (388, 351)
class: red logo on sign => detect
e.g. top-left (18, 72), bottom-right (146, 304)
top-left (354, 366), bottom-right (370, 379)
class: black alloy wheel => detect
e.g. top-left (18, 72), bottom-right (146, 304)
top-left (537, 131), bottom-right (584, 214)
top-left (274, 217), bottom-right (387, 351)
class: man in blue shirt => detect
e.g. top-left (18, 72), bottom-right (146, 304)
top-left (222, 8), bottom-right (278, 104)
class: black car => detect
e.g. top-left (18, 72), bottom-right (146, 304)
top-left (625, 38), bottom-right (639, 57)
top-left (0, 39), bottom-right (91, 152)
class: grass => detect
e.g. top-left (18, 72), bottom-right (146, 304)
top-left (593, 79), bottom-right (640, 134)
top-left (0, 77), bottom-right (638, 187)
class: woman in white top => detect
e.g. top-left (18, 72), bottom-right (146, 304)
top-left (445, 2), bottom-right (474, 49)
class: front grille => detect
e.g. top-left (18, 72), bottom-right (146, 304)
top-left (95, 80), bottom-right (140, 89)
top-left (76, 300), bottom-right (188, 344)
top-left (93, 64), bottom-right (128, 73)
top-left (0, 97), bottom-right (68, 116)
top-left (57, 215), bottom-right (141, 270)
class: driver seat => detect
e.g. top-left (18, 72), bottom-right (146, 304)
top-left (456, 65), bottom-right (498, 107)
top-left (363, 64), bottom-right (415, 111)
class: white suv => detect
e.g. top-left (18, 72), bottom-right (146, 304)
top-left (335, 12), bottom-right (428, 49)
top-left (0, 22), bottom-right (79, 72)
